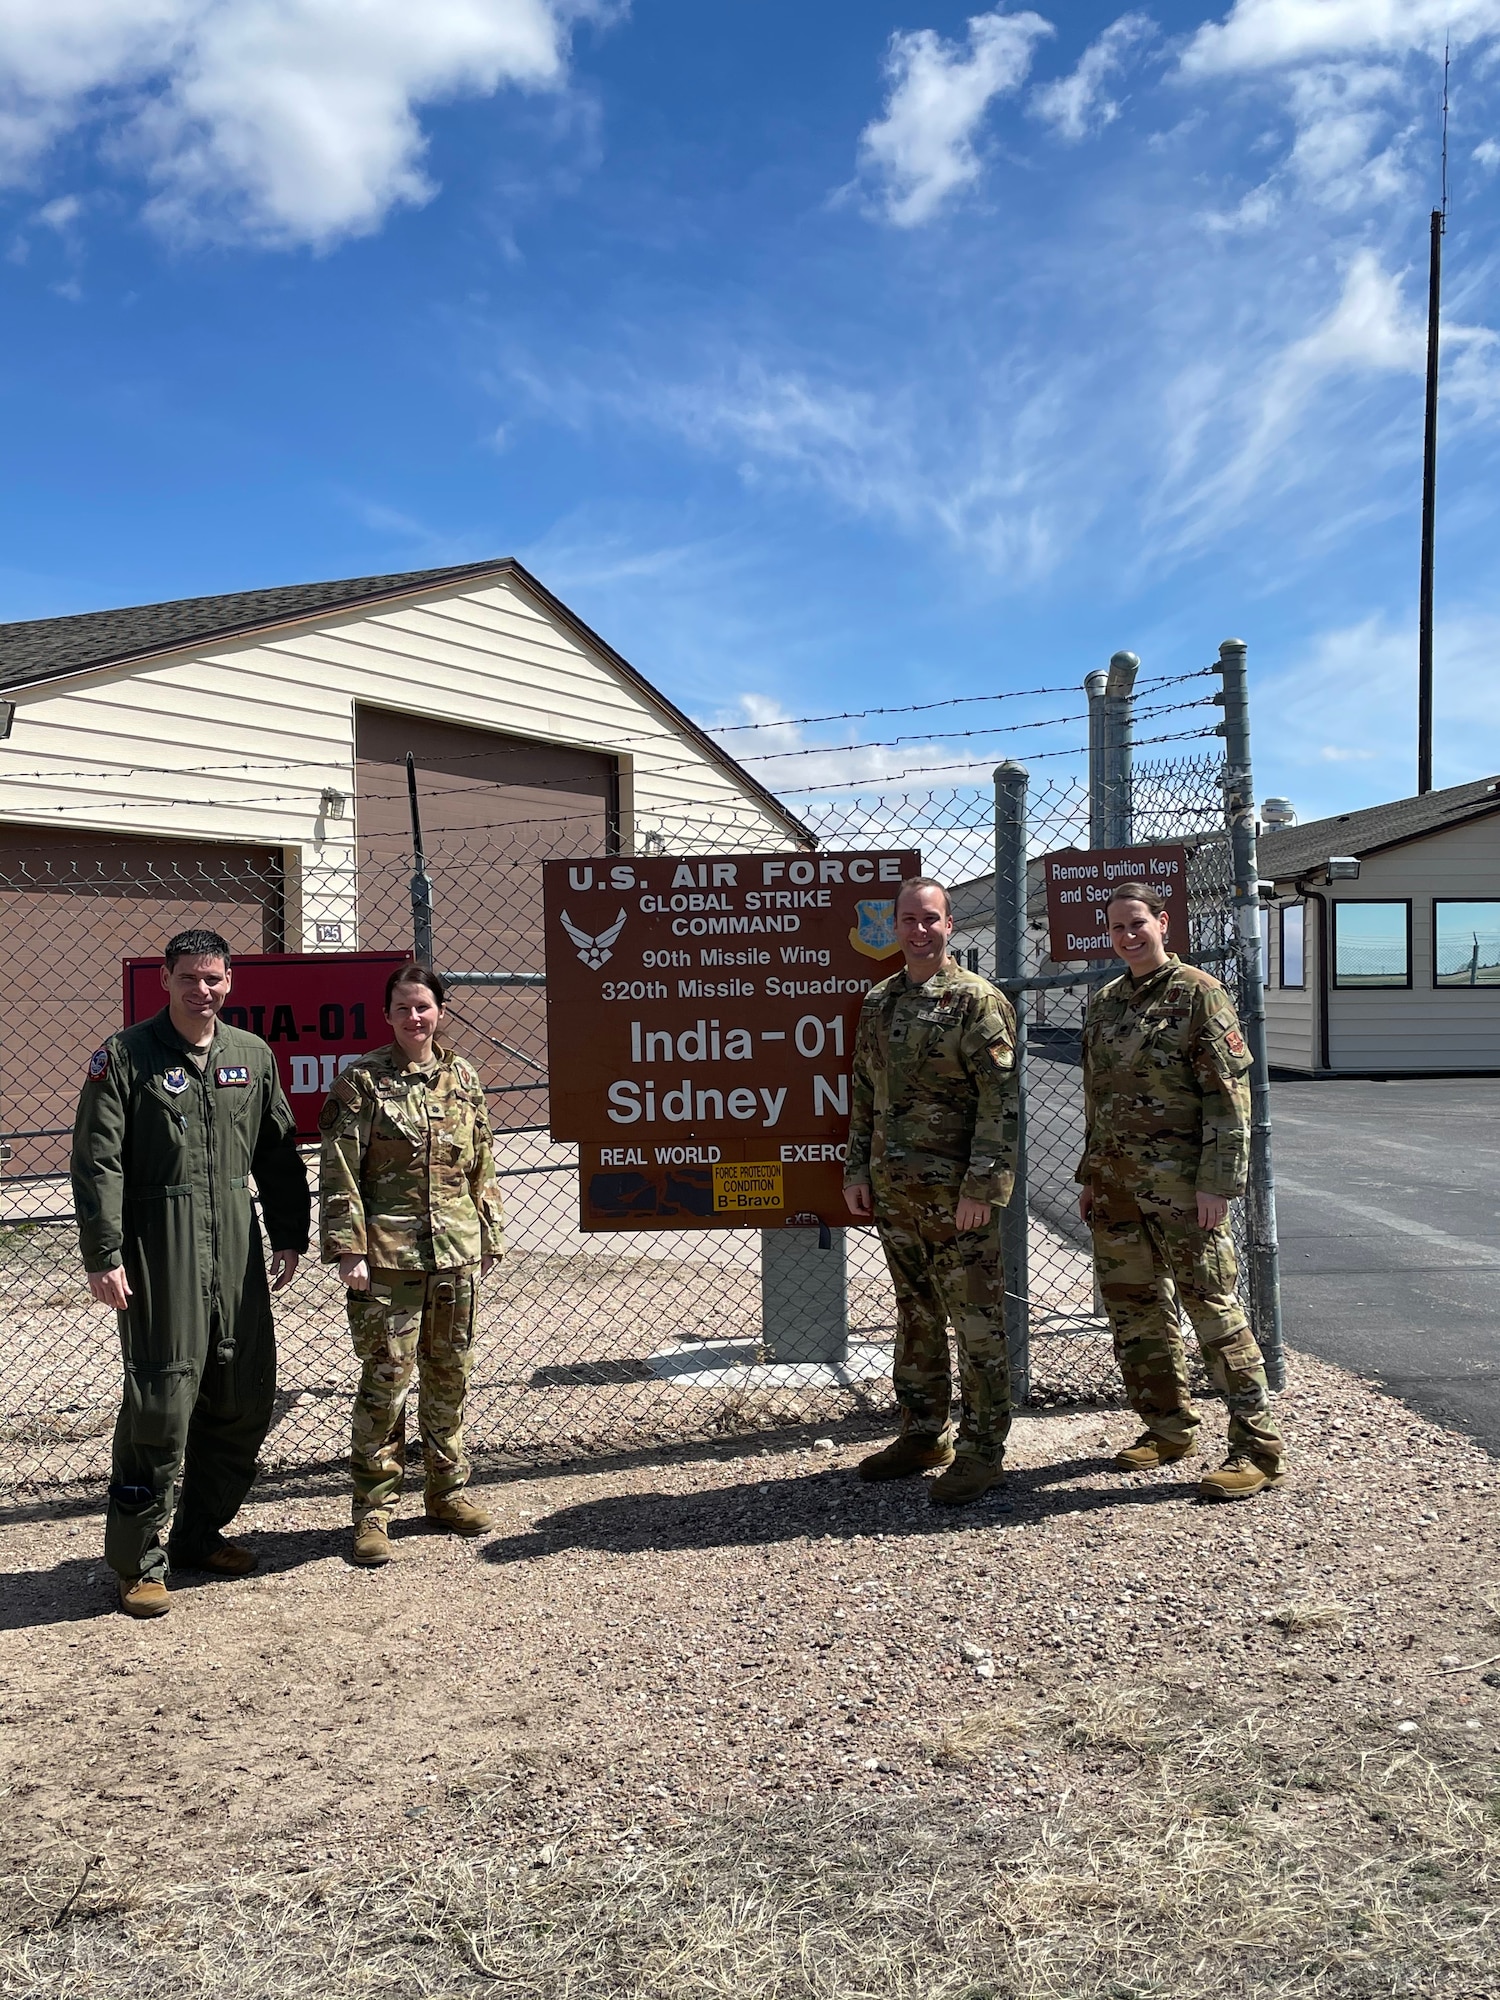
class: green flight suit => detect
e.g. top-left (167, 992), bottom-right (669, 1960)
top-left (844, 961), bottom-right (1019, 1462)
top-left (71, 1011), bottom-right (310, 1583)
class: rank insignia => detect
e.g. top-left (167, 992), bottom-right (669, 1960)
top-left (215, 1066), bottom-right (250, 1087)
top-left (162, 1067), bottom-right (189, 1095)
top-left (88, 1046), bottom-right (109, 1080)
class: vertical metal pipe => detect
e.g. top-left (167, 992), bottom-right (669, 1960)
top-left (1418, 206), bottom-right (1444, 796)
top-left (1085, 671), bottom-right (1108, 847)
top-left (1102, 650), bottom-right (1140, 847)
top-left (993, 759), bottom-right (1030, 1406)
top-left (406, 751), bottom-right (434, 965)
top-left (1216, 639), bottom-right (1285, 1390)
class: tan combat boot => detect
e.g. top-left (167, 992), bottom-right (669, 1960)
top-left (1114, 1432), bottom-right (1197, 1472)
top-left (426, 1493), bottom-right (494, 1537)
top-left (929, 1457), bottom-right (1005, 1507)
top-left (1198, 1454), bottom-right (1285, 1502)
top-left (351, 1512), bottom-right (393, 1566)
top-left (118, 1575), bottom-right (170, 1618)
top-left (857, 1433), bottom-right (955, 1482)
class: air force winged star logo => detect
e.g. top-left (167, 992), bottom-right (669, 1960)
top-left (560, 907), bottom-right (628, 971)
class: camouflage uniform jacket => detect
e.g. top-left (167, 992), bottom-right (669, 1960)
top-left (318, 1042), bottom-right (505, 1271)
top-left (1077, 955), bottom-right (1253, 1199)
top-left (844, 961), bottom-right (1019, 1206)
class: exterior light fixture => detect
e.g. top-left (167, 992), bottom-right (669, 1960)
top-left (319, 787), bottom-right (349, 821)
top-left (0, 702), bottom-right (15, 741)
top-left (1326, 856), bottom-right (1361, 881)
top-left (641, 830), bottom-right (666, 857)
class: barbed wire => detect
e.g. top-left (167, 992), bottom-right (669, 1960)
top-left (777, 727), bottom-right (1222, 793)
top-left (0, 700), bottom-right (1215, 821)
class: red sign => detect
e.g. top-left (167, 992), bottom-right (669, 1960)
top-left (543, 849), bottom-right (922, 1230)
top-left (1040, 845), bottom-right (1191, 962)
top-left (123, 952), bottom-right (411, 1139)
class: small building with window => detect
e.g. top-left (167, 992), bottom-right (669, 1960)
top-left (1258, 775), bottom-right (1500, 1076)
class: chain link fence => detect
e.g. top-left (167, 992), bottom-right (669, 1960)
top-left (0, 752), bottom-right (1249, 1500)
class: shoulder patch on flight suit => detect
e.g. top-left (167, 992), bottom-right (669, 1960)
top-left (88, 1046), bottom-right (109, 1080)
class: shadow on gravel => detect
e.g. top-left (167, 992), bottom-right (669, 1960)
top-left (481, 1455), bottom-right (1194, 1566)
top-left (0, 1520), bottom-right (360, 1629)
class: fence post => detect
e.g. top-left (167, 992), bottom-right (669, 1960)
top-left (406, 752), bottom-right (435, 965)
top-left (993, 759), bottom-right (1030, 1406)
top-left (1216, 638), bottom-right (1286, 1391)
top-left (1102, 650), bottom-right (1139, 847)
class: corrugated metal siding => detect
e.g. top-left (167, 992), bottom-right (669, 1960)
top-left (1327, 818), bottom-right (1500, 1071)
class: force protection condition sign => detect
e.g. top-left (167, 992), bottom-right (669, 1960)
top-left (543, 849), bottom-right (921, 1231)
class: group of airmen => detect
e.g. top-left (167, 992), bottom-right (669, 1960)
top-left (71, 876), bottom-right (1283, 1619)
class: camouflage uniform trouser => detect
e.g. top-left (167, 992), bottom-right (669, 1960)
top-left (347, 1266), bottom-right (478, 1521)
top-left (873, 1175), bottom-right (1010, 1464)
top-left (1089, 1178), bottom-right (1282, 1466)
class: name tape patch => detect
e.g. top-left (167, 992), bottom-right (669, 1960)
top-left (215, 1066), bottom-right (250, 1088)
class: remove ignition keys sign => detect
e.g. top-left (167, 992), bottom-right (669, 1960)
top-left (543, 849), bottom-right (921, 1231)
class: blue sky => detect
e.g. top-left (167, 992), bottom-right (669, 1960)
top-left (2, 0), bottom-right (1499, 823)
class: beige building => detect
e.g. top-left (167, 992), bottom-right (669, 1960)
top-left (1259, 777), bottom-right (1500, 1076)
top-left (0, 557), bottom-right (807, 1169)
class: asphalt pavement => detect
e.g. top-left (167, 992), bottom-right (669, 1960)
top-left (1270, 1077), bottom-right (1500, 1453)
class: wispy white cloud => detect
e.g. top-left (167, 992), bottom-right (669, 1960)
top-left (0, 0), bottom-right (597, 248)
top-left (857, 7), bottom-right (1053, 226)
top-left (1031, 12), bottom-right (1153, 141)
top-left (1256, 606), bottom-right (1500, 812)
top-left (1180, 0), bottom-right (1500, 76)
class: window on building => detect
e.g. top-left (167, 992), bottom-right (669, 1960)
top-left (1433, 901), bottom-right (1500, 987)
top-left (1280, 903), bottom-right (1305, 988)
top-left (1332, 901), bottom-right (1410, 988)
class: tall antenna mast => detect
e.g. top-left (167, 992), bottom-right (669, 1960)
top-left (1418, 42), bottom-right (1449, 795)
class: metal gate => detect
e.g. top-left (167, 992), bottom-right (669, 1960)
top-left (0, 645), bottom-right (1280, 1496)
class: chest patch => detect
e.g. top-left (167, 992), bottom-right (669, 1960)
top-left (215, 1066), bottom-right (250, 1088)
top-left (162, 1066), bottom-right (189, 1096)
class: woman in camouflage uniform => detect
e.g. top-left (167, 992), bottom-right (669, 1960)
top-left (319, 964), bottom-right (505, 1565)
top-left (1077, 882), bottom-right (1285, 1501)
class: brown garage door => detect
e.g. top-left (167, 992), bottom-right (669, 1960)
top-left (354, 706), bottom-right (619, 1130)
top-left (0, 828), bottom-right (284, 1190)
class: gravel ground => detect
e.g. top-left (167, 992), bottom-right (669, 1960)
top-left (1, 1349), bottom-right (1497, 1995)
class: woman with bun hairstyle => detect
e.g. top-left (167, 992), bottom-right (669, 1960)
top-left (318, 963), bottom-right (505, 1565)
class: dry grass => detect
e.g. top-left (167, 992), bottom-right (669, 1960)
top-left (7, 1709), bottom-right (1497, 2000)
top-left (1265, 1600), bottom-right (1353, 1634)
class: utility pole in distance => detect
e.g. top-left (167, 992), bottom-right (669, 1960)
top-left (1418, 46), bottom-right (1449, 796)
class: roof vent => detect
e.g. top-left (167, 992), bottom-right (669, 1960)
top-left (1261, 797), bottom-right (1296, 827)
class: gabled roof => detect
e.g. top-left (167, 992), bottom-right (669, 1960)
top-left (0, 557), bottom-right (811, 844)
top-left (1260, 773), bottom-right (1500, 880)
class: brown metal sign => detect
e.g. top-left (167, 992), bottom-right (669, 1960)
top-left (543, 849), bottom-right (922, 1230)
top-left (1040, 845), bottom-right (1191, 962)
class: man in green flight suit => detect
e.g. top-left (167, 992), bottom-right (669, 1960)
top-left (72, 928), bottom-right (310, 1617)
top-left (844, 877), bottom-right (1019, 1505)
top-left (1077, 881), bottom-right (1285, 1500)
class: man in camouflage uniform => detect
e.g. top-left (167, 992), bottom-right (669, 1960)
top-left (844, 877), bottom-right (1019, 1505)
top-left (1078, 881), bottom-right (1285, 1500)
top-left (319, 968), bottom-right (505, 1564)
